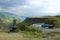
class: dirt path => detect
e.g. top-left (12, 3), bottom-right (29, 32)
top-left (40, 28), bottom-right (60, 33)
top-left (0, 32), bottom-right (60, 40)
top-left (0, 32), bottom-right (40, 40)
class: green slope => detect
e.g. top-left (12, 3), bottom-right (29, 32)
top-left (0, 12), bottom-right (22, 30)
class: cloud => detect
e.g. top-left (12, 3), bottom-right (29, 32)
top-left (6, 5), bottom-right (29, 16)
top-left (0, 0), bottom-right (27, 8)
top-left (0, 0), bottom-right (60, 16)
top-left (44, 0), bottom-right (60, 13)
top-left (0, 0), bottom-right (10, 2)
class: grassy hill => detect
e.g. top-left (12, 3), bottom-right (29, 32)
top-left (19, 16), bottom-right (60, 28)
top-left (42, 16), bottom-right (60, 27)
top-left (0, 12), bottom-right (24, 30)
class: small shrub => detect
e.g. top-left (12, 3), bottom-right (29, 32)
top-left (18, 22), bottom-right (28, 31)
top-left (26, 27), bottom-right (42, 33)
top-left (18, 22), bottom-right (42, 37)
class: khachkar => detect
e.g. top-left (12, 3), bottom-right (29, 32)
top-left (13, 18), bottom-right (17, 28)
top-left (9, 18), bottom-right (18, 32)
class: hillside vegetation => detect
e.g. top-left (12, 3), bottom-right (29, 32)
top-left (20, 16), bottom-right (60, 28)
top-left (42, 16), bottom-right (60, 28)
top-left (0, 12), bottom-right (22, 30)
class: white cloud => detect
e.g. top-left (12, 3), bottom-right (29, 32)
top-left (27, 0), bottom-right (60, 14)
top-left (0, 7), bottom-right (3, 10)
top-left (0, 7), bottom-right (5, 11)
top-left (28, 0), bottom-right (44, 7)
top-left (44, 0), bottom-right (60, 13)
top-left (0, 0), bottom-right (60, 16)
top-left (6, 5), bottom-right (30, 16)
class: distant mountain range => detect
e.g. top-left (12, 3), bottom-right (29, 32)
top-left (0, 12), bottom-right (26, 19)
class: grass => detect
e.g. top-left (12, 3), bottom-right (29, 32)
top-left (0, 31), bottom-right (60, 40)
top-left (0, 32), bottom-right (42, 40)
top-left (19, 30), bottom-right (42, 38)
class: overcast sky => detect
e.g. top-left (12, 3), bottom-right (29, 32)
top-left (0, 0), bottom-right (60, 17)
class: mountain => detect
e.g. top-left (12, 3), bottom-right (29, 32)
top-left (0, 11), bottom-right (26, 30)
top-left (0, 12), bottom-right (26, 18)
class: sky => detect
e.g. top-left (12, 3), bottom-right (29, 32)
top-left (0, 0), bottom-right (60, 17)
